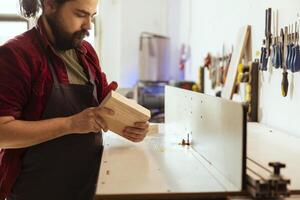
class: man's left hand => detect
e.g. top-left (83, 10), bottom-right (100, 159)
top-left (122, 122), bottom-right (149, 143)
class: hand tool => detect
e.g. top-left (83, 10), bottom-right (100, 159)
top-left (265, 8), bottom-right (272, 71)
top-left (259, 8), bottom-right (271, 71)
top-left (281, 28), bottom-right (289, 97)
top-left (265, 8), bottom-right (272, 58)
top-left (275, 10), bottom-right (281, 69)
top-left (271, 11), bottom-right (277, 67)
top-left (294, 20), bottom-right (300, 72)
top-left (260, 40), bottom-right (268, 71)
top-left (291, 23), bottom-right (296, 72)
top-left (286, 25), bottom-right (294, 70)
top-left (276, 43), bottom-right (282, 68)
top-left (259, 9), bottom-right (271, 71)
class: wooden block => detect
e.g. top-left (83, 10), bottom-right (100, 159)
top-left (148, 123), bottom-right (159, 135)
top-left (99, 91), bottom-right (151, 135)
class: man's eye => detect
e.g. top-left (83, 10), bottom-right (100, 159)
top-left (76, 13), bottom-right (86, 17)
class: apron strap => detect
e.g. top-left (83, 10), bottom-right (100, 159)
top-left (34, 27), bottom-right (99, 103)
top-left (47, 59), bottom-right (60, 86)
top-left (86, 66), bottom-right (99, 104)
top-left (34, 27), bottom-right (60, 85)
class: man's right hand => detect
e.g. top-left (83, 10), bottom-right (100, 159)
top-left (0, 107), bottom-right (115, 149)
top-left (67, 107), bottom-right (115, 134)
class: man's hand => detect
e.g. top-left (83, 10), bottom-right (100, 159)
top-left (0, 108), bottom-right (115, 149)
top-left (67, 107), bottom-right (114, 134)
top-left (122, 122), bottom-right (149, 143)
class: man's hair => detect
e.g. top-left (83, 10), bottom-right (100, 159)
top-left (19, 0), bottom-right (71, 18)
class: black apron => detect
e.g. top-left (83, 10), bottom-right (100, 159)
top-left (8, 56), bottom-right (103, 200)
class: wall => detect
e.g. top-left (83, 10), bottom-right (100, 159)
top-left (178, 0), bottom-right (300, 136)
top-left (99, 0), bottom-right (174, 88)
top-left (121, 0), bottom-right (170, 87)
top-left (98, 0), bottom-right (300, 136)
top-left (98, 0), bottom-right (122, 85)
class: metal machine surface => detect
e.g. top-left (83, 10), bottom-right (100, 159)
top-left (96, 86), bottom-right (247, 199)
top-left (139, 32), bottom-right (170, 82)
top-left (95, 87), bottom-right (299, 200)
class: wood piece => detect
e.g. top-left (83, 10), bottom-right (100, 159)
top-left (222, 25), bottom-right (252, 100)
top-left (148, 123), bottom-right (160, 135)
top-left (99, 91), bottom-right (151, 135)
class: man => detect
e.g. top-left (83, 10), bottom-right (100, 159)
top-left (0, 0), bottom-right (149, 199)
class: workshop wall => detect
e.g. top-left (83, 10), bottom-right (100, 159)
top-left (178, 0), bottom-right (300, 136)
top-left (98, 0), bottom-right (299, 136)
top-left (99, 0), bottom-right (173, 88)
top-left (120, 0), bottom-right (169, 87)
top-left (98, 0), bottom-right (122, 85)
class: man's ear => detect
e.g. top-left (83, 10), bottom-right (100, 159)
top-left (43, 0), bottom-right (58, 14)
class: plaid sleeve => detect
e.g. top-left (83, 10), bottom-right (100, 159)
top-left (0, 45), bottom-right (31, 119)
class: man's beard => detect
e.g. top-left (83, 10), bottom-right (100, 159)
top-left (46, 13), bottom-right (90, 51)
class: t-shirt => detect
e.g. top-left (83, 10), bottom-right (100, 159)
top-left (56, 49), bottom-right (89, 85)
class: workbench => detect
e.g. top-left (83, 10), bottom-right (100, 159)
top-left (96, 125), bottom-right (240, 200)
top-left (95, 87), bottom-right (300, 199)
top-left (95, 123), bottom-right (300, 199)
top-left (96, 86), bottom-right (246, 199)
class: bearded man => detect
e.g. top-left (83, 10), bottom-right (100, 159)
top-left (0, 0), bottom-right (149, 199)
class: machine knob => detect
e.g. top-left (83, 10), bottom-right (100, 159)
top-left (269, 162), bottom-right (286, 176)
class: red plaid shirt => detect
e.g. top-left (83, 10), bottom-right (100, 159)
top-left (0, 18), bottom-right (117, 199)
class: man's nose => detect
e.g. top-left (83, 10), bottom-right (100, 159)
top-left (82, 16), bottom-right (92, 30)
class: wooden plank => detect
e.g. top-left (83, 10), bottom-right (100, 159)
top-left (247, 123), bottom-right (300, 191)
top-left (165, 86), bottom-right (246, 191)
top-left (148, 123), bottom-right (160, 135)
top-left (99, 91), bottom-right (151, 135)
top-left (222, 25), bottom-right (251, 100)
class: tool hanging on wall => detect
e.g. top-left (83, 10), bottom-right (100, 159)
top-left (290, 24), bottom-right (295, 72)
top-left (266, 8), bottom-right (272, 69)
top-left (260, 8), bottom-right (272, 71)
top-left (266, 8), bottom-right (272, 58)
top-left (203, 49), bottom-right (232, 91)
top-left (236, 62), bottom-right (259, 122)
top-left (266, 9), bottom-right (300, 73)
top-left (260, 39), bottom-right (268, 71)
top-left (281, 28), bottom-right (289, 97)
top-left (271, 11), bottom-right (277, 68)
top-left (292, 21), bottom-right (300, 72)
top-left (274, 10), bottom-right (282, 69)
top-left (286, 25), bottom-right (293, 71)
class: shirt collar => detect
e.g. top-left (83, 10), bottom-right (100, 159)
top-left (35, 17), bottom-right (87, 55)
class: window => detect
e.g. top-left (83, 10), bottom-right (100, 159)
top-left (0, 0), bottom-right (20, 15)
top-left (0, 1), bottom-right (97, 47)
top-left (0, 0), bottom-right (29, 45)
top-left (0, 21), bottom-right (28, 45)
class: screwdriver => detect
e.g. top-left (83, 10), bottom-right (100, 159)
top-left (281, 28), bottom-right (289, 97)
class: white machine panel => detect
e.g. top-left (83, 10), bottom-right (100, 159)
top-left (165, 86), bottom-right (246, 191)
top-left (97, 129), bottom-right (236, 197)
top-left (96, 86), bottom-right (246, 199)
